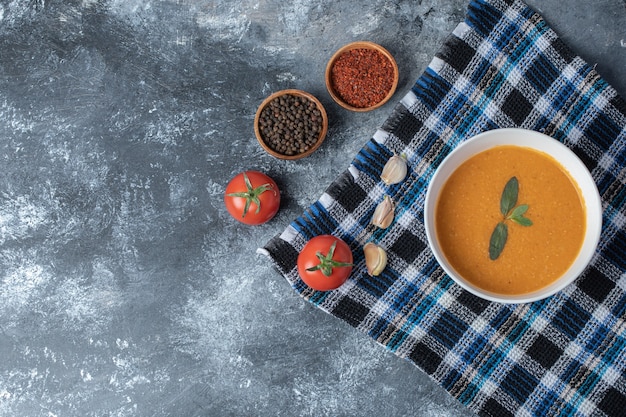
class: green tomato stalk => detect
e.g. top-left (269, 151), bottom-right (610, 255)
top-left (306, 241), bottom-right (354, 277)
top-left (226, 172), bottom-right (274, 218)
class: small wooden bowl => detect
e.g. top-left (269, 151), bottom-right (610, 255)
top-left (325, 41), bottom-right (399, 112)
top-left (254, 89), bottom-right (328, 160)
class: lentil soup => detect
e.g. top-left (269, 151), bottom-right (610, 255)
top-left (434, 145), bottom-right (586, 295)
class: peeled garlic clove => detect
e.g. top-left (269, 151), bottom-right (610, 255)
top-left (371, 196), bottom-right (395, 229)
top-left (364, 243), bottom-right (387, 276)
top-left (380, 154), bottom-right (407, 185)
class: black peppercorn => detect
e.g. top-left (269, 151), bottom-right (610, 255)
top-left (258, 94), bottom-right (323, 156)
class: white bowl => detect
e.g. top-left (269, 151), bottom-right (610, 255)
top-left (424, 128), bottom-right (603, 304)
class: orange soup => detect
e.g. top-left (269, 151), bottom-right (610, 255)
top-left (435, 145), bottom-right (586, 295)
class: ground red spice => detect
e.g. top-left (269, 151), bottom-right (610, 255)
top-left (330, 48), bottom-right (394, 109)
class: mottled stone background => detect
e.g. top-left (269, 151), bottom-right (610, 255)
top-left (0, 1), bottom-right (623, 416)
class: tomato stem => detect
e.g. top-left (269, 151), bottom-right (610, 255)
top-left (306, 241), bottom-right (354, 277)
top-left (226, 172), bottom-right (275, 218)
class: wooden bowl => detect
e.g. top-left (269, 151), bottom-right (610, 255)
top-left (254, 89), bottom-right (328, 160)
top-left (325, 41), bottom-right (399, 112)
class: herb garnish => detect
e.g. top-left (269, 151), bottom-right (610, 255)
top-left (489, 176), bottom-right (533, 260)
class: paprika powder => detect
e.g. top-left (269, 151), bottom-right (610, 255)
top-left (329, 47), bottom-right (395, 109)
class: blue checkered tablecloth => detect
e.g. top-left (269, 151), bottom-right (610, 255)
top-left (262, 0), bottom-right (626, 415)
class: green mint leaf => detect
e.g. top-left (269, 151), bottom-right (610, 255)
top-left (511, 216), bottom-right (533, 227)
top-left (489, 222), bottom-right (508, 260)
top-left (489, 178), bottom-right (533, 261)
top-left (500, 176), bottom-right (519, 216)
top-left (508, 204), bottom-right (528, 218)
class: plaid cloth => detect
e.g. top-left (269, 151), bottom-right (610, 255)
top-left (262, 0), bottom-right (626, 415)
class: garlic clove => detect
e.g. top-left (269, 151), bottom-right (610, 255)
top-left (371, 195), bottom-right (395, 229)
top-left (380, 154), bottom-right (407, 185)
top-left (363, 243), bottom-right (387, 276)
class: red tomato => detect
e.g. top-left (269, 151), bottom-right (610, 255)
top-left (224, 171), bottom-right (280, 225)
top-left (297, 235), bottom-right (354, 291)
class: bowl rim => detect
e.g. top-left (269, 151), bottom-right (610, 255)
top-left (325, 41), bottom-right (399, 112)
top-left (254, 89), bottom-right (328, 160)
top-left (424, 128), bottom-right (603, 304)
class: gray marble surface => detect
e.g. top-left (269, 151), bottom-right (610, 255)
top-left (0, 1), bottom-right (623, 416)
